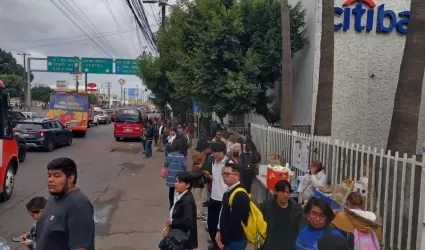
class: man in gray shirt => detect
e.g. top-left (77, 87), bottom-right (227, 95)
top-left (36, 157), bottom-right (95, 250)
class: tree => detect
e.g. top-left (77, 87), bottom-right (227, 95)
top-left (279, 0), bottom-right (293, 130)
top-left (147, 0), bottom-right (307, 122)
top-left (86, 93), bottom-right (97, 105)
top-left (31, 86), bottom-right (53, 105)
top-left (314, 0), bottom-right (335, 136)
top-left (386, 0), bottom-right (425, 155)
top-left (0, 74), bottom-right (25, 98)
top-left (0, 48), bottom-right (34, 81)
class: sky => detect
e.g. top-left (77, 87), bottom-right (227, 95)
top-left (0, 0), bottom-right (175, 100)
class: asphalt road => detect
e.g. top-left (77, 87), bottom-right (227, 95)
top-left (0, 123), bottom-right (137, 247)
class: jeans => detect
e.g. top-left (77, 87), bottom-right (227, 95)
top-left (141, 140), bottom-right (146, 154)
top-left (145, 140), bottom-right (152, 157)
top-left (207, 199), bottom-right (222, 248)
top-left (224, 239), bottom-right (247, 250)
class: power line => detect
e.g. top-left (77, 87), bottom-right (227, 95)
top-left (49, 0), bottom-right (113, 57)
top-left (4, 29), bottom-right (135, 51)
top-left (126, 0), bottom-right (157, 51)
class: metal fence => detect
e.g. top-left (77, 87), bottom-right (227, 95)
top-left (250, 123), bottom-right (425, 250)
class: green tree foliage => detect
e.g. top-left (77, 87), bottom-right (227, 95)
top-left (138, 0), bottom-right (307, 122)
top-left (31, 86), bottom-right (53, 105)
top-left (86, 93), bottom-right (97, 105)
top-left (0, 74), bottom-right (25, 98)
top-left (0, 49), bottom-right (34, 81)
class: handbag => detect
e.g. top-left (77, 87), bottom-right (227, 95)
top-left (160, 167), bottom-right (168, 178)
top-left (158, 228), bottom-right (190, 250)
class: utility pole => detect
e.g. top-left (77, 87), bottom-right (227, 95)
top-left (84, 72), bottom-right (88, 93)
top-left (106, 82), bottom-right (112, 108)
top-left (161, 3), bottom-right (167, 120)
top-left (123, 88), bottom-right (127, 106)
top-left (136, 84), bottom-right (139, 104)
top-left (18, 52), bottom-right (30, 109)
top-left (119, 78), bottom-right (125, 107)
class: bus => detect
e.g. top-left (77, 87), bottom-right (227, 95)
top-left (0, 80), bottom-right (19, 201)
top-left (48, 92), bottom-right (89, 137)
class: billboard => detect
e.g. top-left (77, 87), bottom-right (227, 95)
top-left (128, 88), bottom-right (139, 97)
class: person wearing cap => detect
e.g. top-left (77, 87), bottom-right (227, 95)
top-left (205, 141), bottom-right (228, 250)
top-left (215, 160), bottom-right (249, 250)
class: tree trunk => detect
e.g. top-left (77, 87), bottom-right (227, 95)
top-left (280, 0), bottom-right (293, 130)
top-left (386, 0), bottom-right (425, 156)
top-left (314, 0), bottom-right (335, 136)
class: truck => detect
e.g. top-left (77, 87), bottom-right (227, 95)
top-left (48, 92), bottom-right (89, 137)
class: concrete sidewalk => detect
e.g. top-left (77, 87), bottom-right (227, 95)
top-left (94, 144), bottom-right (210, 250)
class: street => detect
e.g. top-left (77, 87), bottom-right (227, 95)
top-left (0, 124), bottom-right (209, 250)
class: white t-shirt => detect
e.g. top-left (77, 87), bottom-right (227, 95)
top-left (211, 156), bottom-right (228, 201)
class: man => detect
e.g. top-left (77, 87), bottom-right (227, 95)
top-left (153, 119), bottom-right (159, 147)
top-left (212, 131), bottom-right (226, 144)
top-left (216, 160), bottom-right (250, 250)
top-left (157, 120), bottom-right (165, 152)
top-left (260, 180), bottom-right (303, 250)
top-left (205, 141), bottom-right (228, 250)
top-left (36, 157), bottom-right (94, 250)
top-left (145, 120), bottom-right (154, 158)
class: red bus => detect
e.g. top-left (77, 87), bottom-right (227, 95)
top-left (0, 81), bottom-right (19, 201)
top-left (114, 109), bottom-right (144, 141)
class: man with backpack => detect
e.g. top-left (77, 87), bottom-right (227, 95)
top-left (216, 160), bottom-right (250, 250)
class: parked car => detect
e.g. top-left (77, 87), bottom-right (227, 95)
top-left (105, 109), bottom-right (116, 122)
top-left (13, 119), bottom-right (73, 152)
top-left (95, 110), bottom-right (111, 124)
top-left (91, 113), bottom-right (100, 126)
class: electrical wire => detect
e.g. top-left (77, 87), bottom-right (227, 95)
top-left (126, 0), bottom-right (157, 51)
top-left (3, 29), bottom-right (135, 51)
top-left (49, 0), bottom-right (113, 57)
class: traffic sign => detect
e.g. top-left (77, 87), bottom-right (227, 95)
top-left (47, 56), bottom-right (79, 73)
top-left (115, 59), bottom-right (139, 75)
top-left (81, 57), bottom-right (113, 74)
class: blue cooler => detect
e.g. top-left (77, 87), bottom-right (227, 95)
top-left (314, 188), bottom-right (332, 205)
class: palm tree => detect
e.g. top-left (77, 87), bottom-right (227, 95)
top-left (280, 0), bottom-right (292, 130)
top-left (314, 0), bottom-right (335, 136)
top-left (386, 0), bottom-right (425, 156)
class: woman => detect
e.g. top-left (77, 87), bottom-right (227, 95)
top-left (238, 140), bottom-right (255, 193)
top-left (226, 133), bottom-right (237, 153)
top-left (297, 161), bottom-right (327, 203)
top-left (165, 140), bottom-right (187, 208)
top-left (191, 142), bottom-right (210, 219)
top-left (164, 172), bottom-right (198, 250)
top-left (332, 192), bottom-right (382, 248)
top-left (296, 197), bottom-right (349, 249)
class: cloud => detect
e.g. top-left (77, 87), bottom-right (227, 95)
top-left (0, 0), bottom-right (173, 100)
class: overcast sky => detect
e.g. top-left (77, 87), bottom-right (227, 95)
top-left (0, 0), bottom-right (174, 100)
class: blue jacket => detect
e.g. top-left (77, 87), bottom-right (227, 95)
top-left (296, 225), bottom-right (345, 250)
top-left (146, 126), bottom-right (154, 140)
top-left (165, 151), bottom-right (187, 187)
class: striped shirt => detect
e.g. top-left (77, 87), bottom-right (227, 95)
top-left (165, 151), bottom-right (187, 187)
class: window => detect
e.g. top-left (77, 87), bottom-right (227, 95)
top-left (12, 112), bottom-right (26, 120)
top-left (15, 123), bottom-right (44, 130)
top-left (50, 121), bottom-right (58, 128)
top-left (56, 121), bottom-right (64, 129)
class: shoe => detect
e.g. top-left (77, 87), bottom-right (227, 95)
top-left (202, 201), bottom-right (209, 207)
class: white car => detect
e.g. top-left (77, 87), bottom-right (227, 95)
top-left (91, 113), bottom-right (100, 126)
top-left (96, 110), bottom-right (111, 124)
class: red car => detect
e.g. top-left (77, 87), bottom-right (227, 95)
top-left (114, 109), bottom-right (143, 141)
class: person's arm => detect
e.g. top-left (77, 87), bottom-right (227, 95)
top-left (182, 157), bottom-right (187, 171)
top-left (171, 197), bottom-right (195, 230)
top-left (221, 192), bottom-right (250, 245)
top-left (67, 201), bottom-right (94, 250)
top-left (311, 172), bottom-right (327, 188)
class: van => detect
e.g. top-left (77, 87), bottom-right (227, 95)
top-left (114, 109), bottom-right (143, 141)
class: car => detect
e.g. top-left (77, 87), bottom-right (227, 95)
top-left (104, 109), bottom-right (116, 122)
top-left (13, 119), bottom-right (73, 152)
top-left (95, 110), bottom-right (111, 124)
top-left (114, 109), bottom-right (143, 141)
top-left (92, 113), bottom-right (100, 126)
top-left (21, 111), bottom-right (47, 119)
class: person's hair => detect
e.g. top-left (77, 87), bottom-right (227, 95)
top-left (26, 197), bottom-right (47, 211)
top-left (225, 160), bottom-right (242, 173)
top-left (346, 191), bottom-right (365, 208)
top-left (147, 120), bottom-right (152, 125)
top-left (237, 137), bottom-right (245, 144)
top-left (312, 161), bottom-right (324, 172)
top-left (176, 171), bottom-right (193, 189)
top-left (210, 141), bottom-right (226, 153)
top-left (230, 143), bottom-right (241, 151)
top-left (171, 138), bottom-right (183, 152)
top-left (47, 157), bottom-right (78, 184)
top-left (304, 197), bottom-right (335, 224)
top-left (275, 180), bottom-right (292, 193)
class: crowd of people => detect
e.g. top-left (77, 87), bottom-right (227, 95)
top-left (160, 123), bottom-right (383, 250)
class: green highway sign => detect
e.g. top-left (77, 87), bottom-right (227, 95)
top-left (47, 56), bottom-right (79, 73)
top-left (81, 57), bottom-right (113, 74)
top-left (115, 59), bottom-right (139, 75)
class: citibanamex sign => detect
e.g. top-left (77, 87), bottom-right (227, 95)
top-left (334, 0), bottom-right (410, 34)
top-left (87, 83), bottom-right (97, 92)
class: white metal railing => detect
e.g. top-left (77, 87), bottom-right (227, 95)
top-left (250, 123), bottom-right (425, 250)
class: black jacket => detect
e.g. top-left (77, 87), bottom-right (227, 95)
top-left (174, 134), bottom-right (189, 156)
top-left (260, 198), bottom-right (304, 250)
top-left (171, 191), bottom-right (198, 249)
top-left (219, 184), bottom-right (250, 245)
